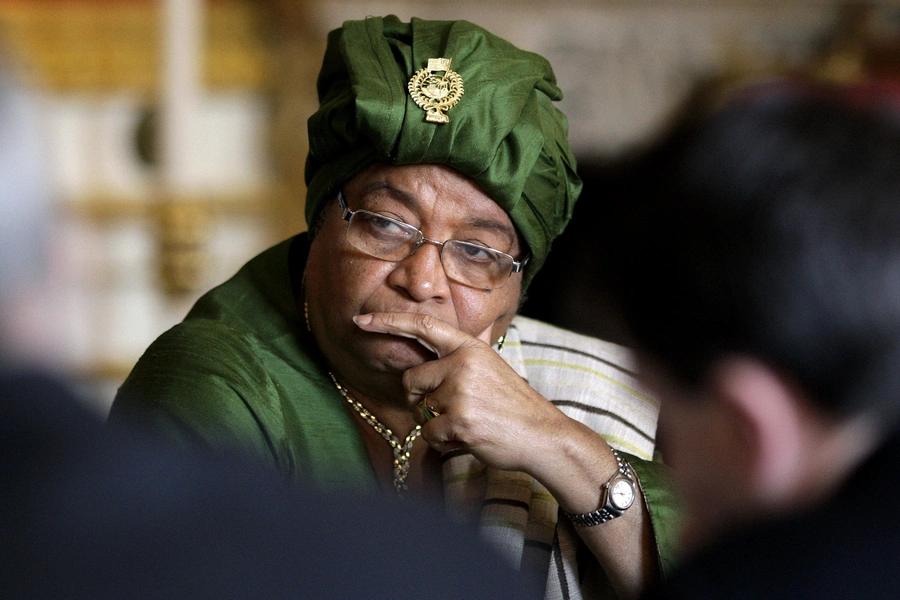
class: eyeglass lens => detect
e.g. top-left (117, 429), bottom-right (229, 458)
top-left (345, 209), bottom-right (515, 289)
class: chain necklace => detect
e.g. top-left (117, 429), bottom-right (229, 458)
top-left (328, 372), bottom-right (421, 495)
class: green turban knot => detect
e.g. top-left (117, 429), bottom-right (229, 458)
top-left (305, 15), bottom-right (582, 288)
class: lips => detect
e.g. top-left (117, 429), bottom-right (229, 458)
top-left (356, 326), bottom-right (439, 363)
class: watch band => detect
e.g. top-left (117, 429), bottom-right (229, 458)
top-left (564, 448), bottom-right (635, 527)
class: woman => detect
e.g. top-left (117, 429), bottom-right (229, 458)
top-left (109, 16), bottom-right (679, 599)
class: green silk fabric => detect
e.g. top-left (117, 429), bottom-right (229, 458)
top-left (305, 15), bottom-right (582, 288)
top-left (630, 451), bottom-right (685, 578)
top-left (108, 239), bottom-right (379, 492)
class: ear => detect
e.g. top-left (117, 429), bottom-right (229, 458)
top-left (708, 357), bottom-right (808, 507)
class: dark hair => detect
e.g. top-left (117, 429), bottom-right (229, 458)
top-left (608, 83), bottom-right (900, 421)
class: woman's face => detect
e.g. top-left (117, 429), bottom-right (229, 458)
top-left (304, 163), bottom-right (524, 383)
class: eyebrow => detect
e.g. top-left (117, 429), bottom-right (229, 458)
top-left (358, 180), bottom-right (517, 245)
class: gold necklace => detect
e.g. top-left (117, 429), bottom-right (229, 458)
top-left (328, 373), bottom-right (421, 495)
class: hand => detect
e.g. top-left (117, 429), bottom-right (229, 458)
top-left (355, 311), bottom-right (657, 599)
top-left (353, 312), bottom-right (569, 472)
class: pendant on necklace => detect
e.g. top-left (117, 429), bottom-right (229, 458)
top-left (329, 373), bottom-right (421, 495)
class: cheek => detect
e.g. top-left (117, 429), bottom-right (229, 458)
top-left (659, 402), bottom-right (723, 499)
top-left (659, 400), bottom-right (750, 520)
top-left (308, 239), bottom-right (388, 307)
top-left (450, 285), bottom-right (519, 334)
top-left (659, 403), bottom-right (704, 476)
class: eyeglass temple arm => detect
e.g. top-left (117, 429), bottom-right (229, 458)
top-left (337, 190), bottom-right (352, 221)
top-left (511, 255), bottom-right (530, 273)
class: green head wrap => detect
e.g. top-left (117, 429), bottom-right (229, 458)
top-left (305, 15), bottom-right (582, 289)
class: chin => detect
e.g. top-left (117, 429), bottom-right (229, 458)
top-left (367, 337), bottom-right (436, 372)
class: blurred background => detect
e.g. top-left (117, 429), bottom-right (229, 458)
top-left (2, 0), bottom-right (899, 414)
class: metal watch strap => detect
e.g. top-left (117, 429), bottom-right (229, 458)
top-left (564, 448), bottom-right (634, 527)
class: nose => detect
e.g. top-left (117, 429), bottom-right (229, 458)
top-left (386, 238), bottom-right (451, 302)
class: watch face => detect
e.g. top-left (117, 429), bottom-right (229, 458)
top-left (610, 479), bottom-right (635, 511)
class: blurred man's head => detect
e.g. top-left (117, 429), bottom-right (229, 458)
top-left (609, 84), bottom-right (900, 552)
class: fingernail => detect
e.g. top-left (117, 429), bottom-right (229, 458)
top-left (353, 314), bottom-right (372, 326)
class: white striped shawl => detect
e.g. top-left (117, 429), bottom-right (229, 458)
top-left (442, 316), bottom-right (660, 600)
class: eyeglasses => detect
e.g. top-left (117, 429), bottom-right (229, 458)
top-left (337, 190), bottom-right (528, 290)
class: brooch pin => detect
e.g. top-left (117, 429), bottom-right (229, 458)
top-left (408, 58), bottom-right (464, 124)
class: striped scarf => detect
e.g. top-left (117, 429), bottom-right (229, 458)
top-left (442, 316), bottom-right (659, 600)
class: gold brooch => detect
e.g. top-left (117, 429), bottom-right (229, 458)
top-left (408, 58), bottom-right (464, 124)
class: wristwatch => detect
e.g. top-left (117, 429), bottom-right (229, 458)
top-left (565, 448), bottom-right (636, 527)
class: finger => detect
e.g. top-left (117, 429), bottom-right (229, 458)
top-left (402, 358), bottom-right (451, 402)
top-left (354, 312), bottom-right (479, 358)
top-left (427, 439), bottom-right (465, 454)
top-left (418, 416), bottom-right (464, 454)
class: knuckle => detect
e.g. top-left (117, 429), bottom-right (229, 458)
top-left (415, 313), bottom-right (436, 331)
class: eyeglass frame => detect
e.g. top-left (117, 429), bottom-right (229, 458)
top-left (336, 189), bottom-right (529, 289)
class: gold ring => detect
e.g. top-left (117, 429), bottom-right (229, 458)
top-left (420, 398), bottom-right (440, 422)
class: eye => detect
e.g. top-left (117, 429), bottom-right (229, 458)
top-left (356, 211), bottom-right (414, 239)
top-left (452, 241), bottom-right (502, 265)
